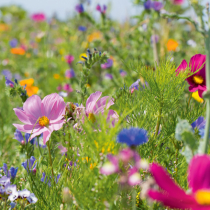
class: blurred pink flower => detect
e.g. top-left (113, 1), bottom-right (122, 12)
top-left (85, 91), bottom-right (118, 126)
top-left (65, 55), bottom-right (74, 65)
top-left (148, 155), bottom-right (210, 209)
top-left (13, 93), bottom-right (66, 144)
top-left (31, 13), bottom-right (46, 22)
top-left (172, 0), bottom-right (184, 5)
top-left (63, 84), bottom-right (73, 93)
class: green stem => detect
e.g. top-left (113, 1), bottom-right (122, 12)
top-left (155, 105), bottom-right (162, 138)
top-left (132, 189), bottom-right (137, 210)
top-left (188, 93), bottom-right (192, 108)
top-left (37, 136), bottom-right (43, 156)
top-left (4, 200), bottom-right (7, 210)
top-left (47, 141), bottom-right (55, 184)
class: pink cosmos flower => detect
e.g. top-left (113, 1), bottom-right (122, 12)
top-left (100, 154), bottom-right (119, 175)
top-left (85, 91), bottom-right (118, 126)
top-left (31, 13), bottom-right (46, 22)
top-left (65, 55), bottom-right (74, 65)
top-left (13, 93), bottom-right (66, 144)
top-left (176, 54), bottom-right (206, 98)
top-left (148, 155), bottom-right (210, 209)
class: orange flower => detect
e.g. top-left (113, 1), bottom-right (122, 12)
top-left (53, 74), bottom-right (60, 79)
top-left (166, 39), bottom-right (179, 51)
top-left (87, 31), bottom-right (102, 42)
top-left (0, 23), bottom-right (9, 31)
top-left (10, 48), bottom-right (25, 55)
top-left (19, 78), bottom-right (39, 97)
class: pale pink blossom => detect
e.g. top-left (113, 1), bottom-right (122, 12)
top-left (13, 93), bottom-right (66, 144)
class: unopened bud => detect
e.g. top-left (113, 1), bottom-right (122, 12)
top-left (21, 140), bottom-right (25, 145)
top-left (33, 168), bottom-right (36, 174)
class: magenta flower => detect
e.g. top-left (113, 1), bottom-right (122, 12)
top-left (31, 13), bottom-right (46, 22)
top-left (13, 93), bottom-right (66, 144)
top-left (65, 55), bottom-right (74, 65)
top-left (63, 84), bottom-right (73, 93)
top-left (65, 69), bottom-right (75, 78)
top-left (85, 91), bottom-right (118, 125)
top-left (176, 54), bottom-right (206, 98)
top-left (96, 4), bottom-right (107, 14)
top-left (128, 167), bottom-right (141, 186)
top-left (148, 155), bottom-right (210, 209)
top-left (75, 4), bottom-right (84, 13)
top-left (172, 0), bottom-right (184, 4)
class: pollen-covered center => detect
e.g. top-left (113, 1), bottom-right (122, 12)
top-left (39, 116), bottom-right (49, 127)
top-left (88, 113), bottom-right (96, 123)
top-left (193, 75), bottom-right (203, 85)
top-left (195, 190), bottom-right (210, 205)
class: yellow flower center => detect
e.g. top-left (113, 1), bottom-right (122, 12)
top-left (195, 190), bottom-right (210, 205)
top-left (88, 113), bottom-right (96, 123)
top-left (193, 75), bottom-right (203, 85)
top-left (39, 116), bottom-right (49, 127)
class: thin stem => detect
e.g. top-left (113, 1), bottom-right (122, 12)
top-left (152, 30), bottom-right (159, 68)
top-left (188, 93), bottom-right (192, 108)
top-left (132, 189), bottom-right (136, 210)
top-left (47, 141), bottom-right (55, 184)
top-left (155, 105), bottom-right (162, 138)
top-left (4, 200), bottom-right (7, 210)
top-left (37, 136), bottom-right (43, 156)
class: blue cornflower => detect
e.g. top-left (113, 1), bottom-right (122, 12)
top-left (191, 116), bottom-right (208, 138)
top-left (78, 26), bottom-right (87, 31)
top-left (117, 128), bottom-right (148, 147)
top-left (144, 0), bottom-right (153, 9)
top-left (21, 156), bottom-right (37, 174)
top-left (129, 79), bottom-right (148, 91)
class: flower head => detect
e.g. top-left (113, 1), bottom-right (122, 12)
top-left (78, 26), bottom-right (87, 31)
top-left (119, 69), bottom-right (127, 77)
top-left (101, 59), bottom-right (113, 69)
top-left (63, 84), bottom-right (73, 93)
top-left (21, 156), bottom-right (37, 173)
top-left (176, 54), bottom-right (206, 97)
top-left (65, 69), bottom-right (75, 78)
top-left (148, 155), bottom-right (210, 209)
top-left (144, 0), bottom-right (153, 9)
top-left (75, 4), bottom-right (84, 13)
top-left (167, 39), bottom-right (178, 51)
top-left (13, 93), bottom-right (66, 144)
top-left (10, 48), bottom-right (25, 55)
top-left (5, 77), bottom-right (14, 87)
top-left (96, 4), bottom-right (107, 14)
top-left (105, 73), bottom-right (113, 80)
top-left (65, 55), bottom-right (74, 65)
top-left (19, 78), bottom-right (39, 97)
top-left (192, 91), bottom-right (204, 103)
top-left (117, 128), bottom-right (148, 147)
top-left (100, 154), bottom-right (119, 175)
top-left (85, 91), bottom-right (118, 126)
top-left (152, 1), bottom-right (163, 10)
top-left (31, 13), bottom-right (46, 22)
top-left (2, 70), bottom-right (12, 80)
top-left (9, 39), bottom-right (18, 48)
top-left (172, 0), bottom-right (184, 4)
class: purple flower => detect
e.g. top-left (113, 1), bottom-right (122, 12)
top-left (101, 59), bottom-right (113, 69)
top-left (21, 156), bottom-right (37, 174)
top-left (2, 70), bottom-right (12, 80)
top-left (14, 129), bottom-right (36, 145)
top-left (152, 1), bottom-right (163, 11)
top-left (119, 69), bottom-right (127, 77)
top-left (41, 172), bottom-right (61, 186)
top-left (117, 128), bottom-right (148, 147)
top-left (75, 4), bottom-right (84, 13)
top-left (65, 55), bottom-right (74, 65)
top-left (105, 73), bottom-right (113, 80)
top-left (96, 4), bottom-right (107, 14)
top-left (144, 0), bottom-right (153, 9)
top-left (14, 73), bottom-right (21, 80)
top-left (191, 116), bottom-right (208, 138)
top-left (78, 26), bottom-right (87, 31)
top-left (65, 69), bottom-right (75, 78)
top-left (129, 79), bottom-right (148, 93)
top-left (0, 164), bottom-right (18, 179)
top-left (151, 35), bottom-right (159, 43)
top-left (5, 77), bottom-right (14, 87)
top-left (9, 39), bottom-right (18, 48)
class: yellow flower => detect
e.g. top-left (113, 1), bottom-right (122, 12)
top-left (10, 48), bottom-right (25, 55)
top-left (192, 91), bottom-right (204, 103)
top-left (80, 53), bottom-right (88, 61)
top-left (166, 39), bottom-right (179, 51)
top-left (87, 31), bottom-right (102, 42)
top-left (24, 72), bottom-right (29, 77)
top-left (81, 41), bottom-right (89, 49)
top-left (53, 74), bottom-right (60, 79)
top-left (19, 78), bottom-right (39, 97)
top-left (59, 48), bottom-right (65, 55)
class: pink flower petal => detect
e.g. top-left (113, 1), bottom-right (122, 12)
top-left (13, 108), bottom-right (34, 125)
top-left (150, 163), bottom-right (187, 197)
top-left (188, 155), bottom-right (210, 193)
top-left (176, 59), bottom-right (188, 75)
top-left (189, 54), bottom-right (206, 74)
top-left (13, 124), bottom-right (40, 133)
top-left (93, 96), bottom-right (114, 114)
top-left (23, 95), bottom-right (42, 120)
top-left (85, 91), bottom-right (102, 114)
top-left (43, 130), bottom-right (52, 145)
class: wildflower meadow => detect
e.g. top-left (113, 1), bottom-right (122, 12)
top-left (1, 0), bottom-right (210, 209)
